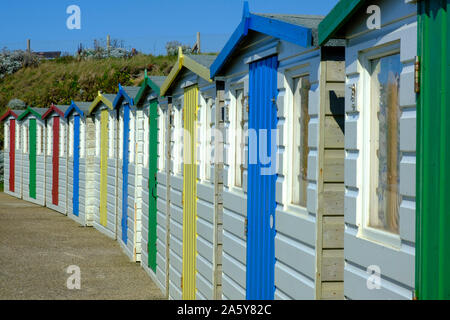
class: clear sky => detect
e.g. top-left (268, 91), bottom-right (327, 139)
top-left (0, 0), bottom-right (339, 56)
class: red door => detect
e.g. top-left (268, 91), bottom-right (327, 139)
top-left (52, 117), bottom-right (60, 205)
top-left (9, 119), bottom-right (15, 192)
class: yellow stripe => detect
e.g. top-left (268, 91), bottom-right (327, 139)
top-left (182, 85), bottom-right (198, 300)
top-left (100, 109), bottom-right (109, 227)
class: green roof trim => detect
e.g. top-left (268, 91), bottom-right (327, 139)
top-left (17, 106), bottom-right (44, 121)
top-left (318, 0), bottom-right (365, 45)
top-left (135, 70), bottom-right (163, 105)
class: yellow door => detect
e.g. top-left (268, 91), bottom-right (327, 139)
top-left (100, 109), bottom-right (109, 227)
top-left (182, 85), bottom-right (198, 299)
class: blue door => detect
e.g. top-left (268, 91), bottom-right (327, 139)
top-left (73, 115), bottom-right (80, 217)
top-left (122, 104), bottom-right (130, 243)
top-left (246, 55), bottom-right (278, 300)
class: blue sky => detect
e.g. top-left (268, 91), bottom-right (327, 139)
top-left (0, 0), bottom-right (339, 55)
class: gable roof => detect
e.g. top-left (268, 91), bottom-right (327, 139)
top-left (134, 70), bottom-right (166, 106)
top-left (160, 47), bottom-right (216, 97)
top-left (113, 84), bottom-right (140, 108)
top-left (0, 108), bottom-right (21, 122)
top-left (42, 104), bottom-right (70, 119)
top-left (17, 106), bottom-right (47, 121)
top-left (87, 91), bottom-right (116, 115)
top-left (318, 0), bottom-right (366, 45)
top-left (64, 101), bottom-right (92, 118)
top-left (210, 1), bottom-right (316, 78)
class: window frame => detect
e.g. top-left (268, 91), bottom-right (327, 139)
top-left (4, 121), bottom-right (9, 150)
top-left (229, 85), bottom-right (245, 191)
top-left (358, 41), bottom-right (402, 249)
top-left (157, 105), bottom-right (165, 171)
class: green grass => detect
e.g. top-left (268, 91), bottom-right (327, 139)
top-left (0, 53), bottom-right (180, 146)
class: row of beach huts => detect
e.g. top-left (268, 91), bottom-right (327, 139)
top-left (1, 0), bottom-right (449, 300)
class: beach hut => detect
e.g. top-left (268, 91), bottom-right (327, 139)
top-left (113, 84), bottom-right (143, 262)
top-left (42, 104), bottom-right (69, 215)
top-left (160, 49), bottom-right (219, 300)
top-left (87, 92), bottom-right (118, 239)
top-left (210, 2), bottom-right (346, 300)
top-left (1, 109), bottom-right (22, 198)
top-left (17, 107), bottom-right (48, 206)
top-left (64, 101), bottom-right (96, 226)
top-left (133, 73), bottom-right (169, 294)
top-left (318, 0), bottom-right (417, 299)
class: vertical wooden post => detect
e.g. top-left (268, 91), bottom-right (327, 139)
top-left (27, 39), bottom-right (31, 53)
top-left (197, 32), bottom-right (201, 54)
top-left (213, 80), bottom-right (225, 299)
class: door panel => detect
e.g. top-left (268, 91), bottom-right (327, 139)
top-left (52, 117), bottom-right (60, 206)
top-left (246, 55), bottom-right (278, 300)
top-left (29, 119), bottom-right (37, 199)
top-left (122, 105), bottom-right (130, 243)
top-left (182, 85), bottom-right (198, 300)
top-left (73, 116), bottom-right (80, 217)
top-left (9, 119), bottom-right (15, 192)
top-left (100, 110), bottom-right (109, 227)
top-left (148, 100), bottom-right (159, 271)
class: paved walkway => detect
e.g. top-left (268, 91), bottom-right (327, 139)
top-left (0, 193), bottom-right (165, 300)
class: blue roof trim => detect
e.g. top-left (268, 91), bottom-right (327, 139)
top-left (210, 1), bottom-right (312, 78)
top-left (113, 84), bottom-right (135, 108)
top-left (64, 101), bottom-right (85, 118)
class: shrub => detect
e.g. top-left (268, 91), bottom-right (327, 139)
top-left (165, 41), bottom-right (192, 56)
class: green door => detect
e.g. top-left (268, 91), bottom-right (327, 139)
top-left (416, 0), bottom-right (450, 300)
top-left (148, 100), bottom-right (159, 271)
top-left (29, 119), bottom-right (37, 199)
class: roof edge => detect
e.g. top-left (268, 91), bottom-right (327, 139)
top-left (318, 0), bottom-right (364, 45)
top-left (88, 91), bottom-right (114, 115)
top-left (0, 108), bottom-right (19, 122)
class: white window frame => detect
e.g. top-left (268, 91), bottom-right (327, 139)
top-left (157, 105), bottom-right (165, 171)
top-left (358, 41), bottom-right (402, 249)
top-left (108, 112), bottom-right (114, 159)
top-left (47, 121), bottom-right (52, 156)
top-left (59, 120), bottom-right (65, 157)
top-left (119, 111), bottom-right (124, 161)
top-left (174, 104), bottom-right (183, 175)
top-left (95, 114), bottom-right (100, 157)
top-left (229, 85), bottom-right (245, 191)
top-left (23, 124), bottom-right (28, 154)
top-left (69, 118), bottom-right (74, 158)
top-left (143, 106), bottom-right (150, 168)
top-left (16, 123), bottom-right (20, 151)
top-left (37, 124), bottom-right (43, 155)
top-left (80, 119), bottom-right (86, 158)
top-left (205, 97), bottom-right (213, 181)
top-left (4, 122), bottom-right (9, 150)
top-left (129, 109), bottom-right (135, 163)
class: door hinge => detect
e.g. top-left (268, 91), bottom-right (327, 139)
top-left (244, 217), bottom-right (248, 237)
top-left (181, 276), bottom-right (183, 289)
top-left (415, 56), bottom-right (420, 94)
top-left (181, 191), bottom-right (184, 205)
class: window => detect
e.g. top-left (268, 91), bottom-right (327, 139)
top-left (143, 107), bottom-right (149, 168)
top-left (129, 110), bottom-right (135, 163)
top-left (368, 53), bottom-right (402, 235)
top-left (119, 113), bottom-right (124, 160)
top-left (174, 106), bottom-right (183, 175)
top-left (38, 125), bottom-right (44, 155)
top-left (16, 123), bottom-right (20, 151)
top-left (95, 116), bottom-right (100, 157)
top-left (80, 120), bottom-right (86, 158)
top-left (47, 122), bottom-right (52, 156)
top-left (291, 76), bottom-right (310, 207)
top-left (198, 95), bottom-right (212, 181)
top-left (23, 125), bottom-right (28, 154)
top-left (4, 122), bottom-right (9, 150)
top-left (234, 89), bottom-right (245, 188)
top-left (158, 106), bottom-right (165, 170)
top-left (69, 119), bottom-right (74, 157)
top-left (205, 98), bottom-right (213, 181)
top-left (108, 113), bottom-right (114, 159)
top-left (59, 121), bottom-right (65, 157)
